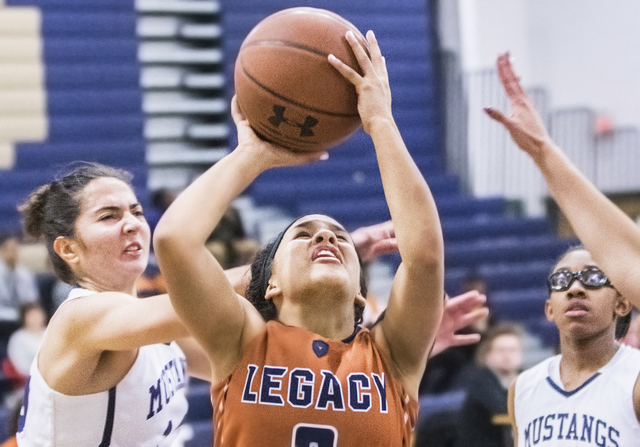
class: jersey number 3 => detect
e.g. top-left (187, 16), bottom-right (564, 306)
top-left (293, 423), bottom-right (337, 447)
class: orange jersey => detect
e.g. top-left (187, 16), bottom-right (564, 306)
top-left (0, 437), bottom-right (17, 447)
top-left (211, 321), bottom-right (418, 446)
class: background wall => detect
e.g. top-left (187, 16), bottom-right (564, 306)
top-left (455, 0), bottom-right (640, 129)
top-left (440, 0), bottom-right (640, 215)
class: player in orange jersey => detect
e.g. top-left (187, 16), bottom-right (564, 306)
top-left (154, 30), bottom-right (443, 446)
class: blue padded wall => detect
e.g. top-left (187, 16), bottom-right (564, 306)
top-left (223, 0), bottom-right (443, 234)
top-left (1, 0), bottom-right (147, 233)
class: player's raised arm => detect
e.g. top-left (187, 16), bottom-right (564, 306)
top-left (486, 53), bottom-right (640, 309)
top-left (330, 30), bottom-right (445, 398)
top-left (153, 99), bottom-right (324, 382)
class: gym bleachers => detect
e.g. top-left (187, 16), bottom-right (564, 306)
top-left (135, 0), bottom-right (229, 189)
top-left (185, 382), bottom-right (213, 423)
top-left (181, 379), bottom-right (214, 446)
top-left (1, 0), bottom-right (149, 234)
top-left (0, 1), bottom-right (575, 442)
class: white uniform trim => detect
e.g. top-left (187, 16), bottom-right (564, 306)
top-left (514, 344), bottom-right (640, 446)
top-left (16, 288), bottom-right (189, 446)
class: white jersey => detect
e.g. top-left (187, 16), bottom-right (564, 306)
top-left (16, 288), bottom-right (189, 447)
top-left (514, 344), bottom-right (640, 447)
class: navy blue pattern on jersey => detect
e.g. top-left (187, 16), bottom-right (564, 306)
top-left (98, 386), bottom-right (116, 447)
top-left (147, 357), bottom-right (187, 419)
top-left (546, 373), bottom-right (601, 397)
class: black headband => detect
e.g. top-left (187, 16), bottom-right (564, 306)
top-left (255, 219), bottom-right (298, 301)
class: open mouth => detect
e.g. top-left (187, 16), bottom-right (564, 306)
top-left (124, 242), bottom-right (142, 253)
top-left (312, 246), bottom-right (341, 262)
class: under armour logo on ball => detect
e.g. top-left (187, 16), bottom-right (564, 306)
top-left (268, 105), bottom-right (288, 127)
top-left (297, 116), bottom-right (318, 137)
top-left (268, 105), bottom-right (318, 137)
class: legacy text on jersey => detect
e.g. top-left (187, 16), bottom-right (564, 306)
top-left (241, 365), bottom-right (388, 412)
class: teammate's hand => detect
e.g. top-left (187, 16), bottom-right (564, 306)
top-left (430, 290), bottom-right (489, 357)
top-left (351, 220), bottom-right (397, 262)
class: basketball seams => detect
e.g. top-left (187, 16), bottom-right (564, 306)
top-left (246, 7), bottom-right (366, 47)
top-left (240, 66), bottom-right (360, 118)
top-left (250, 119), bottom-right (356, 153)
top-left (241, 41), bottom-right (332, 58)
top-left (234, 7), bottom-right (365, 152)
top-left (250, 121), bottom-right (319, 150)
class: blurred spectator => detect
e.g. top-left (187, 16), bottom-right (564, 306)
top-left (135, 254), bottom-right (167, 298)
top-left (206, 206), bottom-right (260, 269)
top-left (145, 188), bottom-right (179, 236)
top-left (413, 290), bottom-right (489, 447)
top-left (2, 302), bottom-right (46, 410)
top-left (34, 257), bottom-right (72, 319)
top-left (362, 290), bottom-right (385, 328)
top-left (7, 302), bottom-right (47, 377)
top-left (359, 261), bottom-right (385, 327)
top-left (622, 308), bottom-right (639, 348)
top-left (419, 271), bottom-right (493, 395)
top-left (0, 234), bottom-right (40, 320)
top-left (455, 323), bottom-right (524, 447)
top-left (0, 399), bottom-right (21, 447)
top-left (458, 270), bottom-right (495, 332)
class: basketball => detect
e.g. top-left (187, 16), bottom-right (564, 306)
top-left (234, 7), bottom-right (368, 153)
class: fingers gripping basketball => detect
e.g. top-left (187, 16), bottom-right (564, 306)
top-left (234, 7), bottom-right (369, 153)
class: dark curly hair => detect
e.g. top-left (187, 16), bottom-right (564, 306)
top-left (19, 162), bottom-right (133, 285)
top-left (245, 222), bottom-right (367, 326)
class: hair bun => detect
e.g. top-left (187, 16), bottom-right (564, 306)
top-left (19, 184), bottom-right (52, 240)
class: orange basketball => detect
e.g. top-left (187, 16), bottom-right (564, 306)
top-left (234, 7), bottom-right (368, 153)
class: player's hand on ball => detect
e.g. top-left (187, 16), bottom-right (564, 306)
top-left (328, 30), bottom-right (393, 135)
top-left (231, 96), bottom-right (328, 170)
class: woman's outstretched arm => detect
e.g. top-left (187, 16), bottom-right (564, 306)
top-left (330, 31), bottom-right (445, 398)
top-left (486, 53), bottom-right (640, 310)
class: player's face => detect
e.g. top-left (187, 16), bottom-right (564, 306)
top-left (0, 237), bottom-right (19, 267)
top-left (545, 250), bottom-right (626, 341)
top-left (485, 334), bottom-right (522, 375)
top-left (70, 177), bottom-right (150, 292)
top-left (271, 215), bottom-right (363, 303)
top-left (24, 306), bottom-right (46, 331)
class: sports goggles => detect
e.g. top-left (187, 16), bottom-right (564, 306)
top-left (547, 267), bottom-right (614, 293)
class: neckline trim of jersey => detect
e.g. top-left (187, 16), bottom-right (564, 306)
top-left (341, 325), bottom-right (362, 344)
top-left (545, 372), bottom-right (601, 398)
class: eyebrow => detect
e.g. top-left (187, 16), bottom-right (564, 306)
top-left (94, 203), bottom-right (142, 213)
top-left (554, 265), bottom-right (599, 273)
top-left (292, 220), bottom-right (348, 234)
